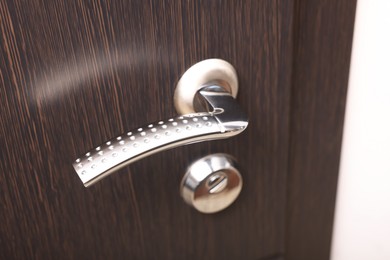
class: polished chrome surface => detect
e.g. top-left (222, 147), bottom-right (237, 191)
top-left (180, 153), bottom-right (242, 214)
top-left (174, 59), bottom-right (238, 114)
top-left (73, 59), bottom-right (248, 187)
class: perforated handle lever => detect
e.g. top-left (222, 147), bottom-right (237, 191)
top-left (72, 59), bottom-right (248, 187)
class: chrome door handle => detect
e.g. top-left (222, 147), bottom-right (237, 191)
top-left (72, 59), bottom-right (248, 187)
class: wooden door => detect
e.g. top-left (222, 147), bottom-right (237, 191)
top-left (0, 0), bottom-right (356, 259)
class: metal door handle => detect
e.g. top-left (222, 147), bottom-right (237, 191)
top-left (72, 59), bottom-right (248, 187)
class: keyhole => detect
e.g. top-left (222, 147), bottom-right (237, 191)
top-left (207, 172), bottom-right (228, 194)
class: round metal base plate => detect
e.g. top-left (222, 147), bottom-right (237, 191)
top-left (174, 59), bottom-right (239, 115)
top-left (180, 153), bottom-right (242, 214)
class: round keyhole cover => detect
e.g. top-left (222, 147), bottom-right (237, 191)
top-left (180, 153), bottom-right (243, 214)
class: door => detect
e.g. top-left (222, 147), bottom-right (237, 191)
top-left (0, 1), bottom-right (356, 259)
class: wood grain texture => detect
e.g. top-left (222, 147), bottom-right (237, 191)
top-left (285, 0), bottom-right (357, 259)
top-left (0, 1), bottom-right (293, 259)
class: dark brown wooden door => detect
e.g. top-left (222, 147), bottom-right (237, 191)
top-left (0, 1), bottom-right (356, 259)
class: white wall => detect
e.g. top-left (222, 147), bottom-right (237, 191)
top-left (331, 1), bottom-right (390, 259)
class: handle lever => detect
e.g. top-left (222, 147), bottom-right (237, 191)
top-left (72, 59), bottom-right (248, 187)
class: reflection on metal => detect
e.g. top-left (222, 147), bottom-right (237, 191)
top-left (180, 153), bottom-right (243, 214)
top-left (72, 59), bottom-right (248, 187)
